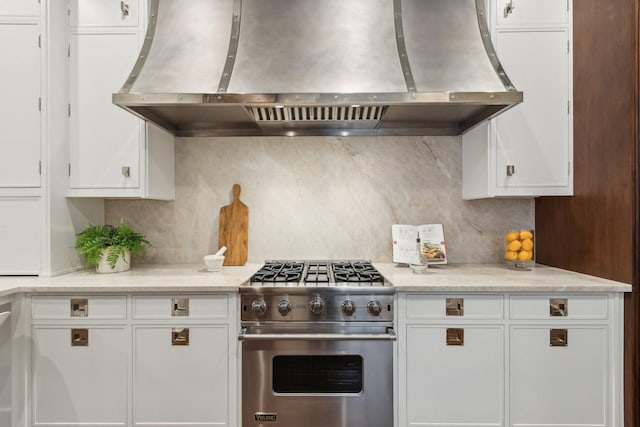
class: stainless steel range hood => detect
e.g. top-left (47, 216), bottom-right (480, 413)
top-left (113, 0), bottom-right (522, 137)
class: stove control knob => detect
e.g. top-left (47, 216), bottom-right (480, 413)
top-left (278, 300), bottom-right (292, 316)
top-left (309, 296), bottom-right (325, 315)
top-left (341, 300), bottom-right (356, 316)
top-left (251, 299), bottom-right (267, 316)
top-left (367, 300), bottom-right (382, 316)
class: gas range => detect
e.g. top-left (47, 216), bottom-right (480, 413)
top-left (240, 260), bottom-right (393, 323)
top-left (240, 260), bottom-right (395, 427)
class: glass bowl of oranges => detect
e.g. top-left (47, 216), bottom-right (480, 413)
top-left (504, 230), bottom-right (534, 270)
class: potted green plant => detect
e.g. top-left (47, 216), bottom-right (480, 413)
top-left (75, 219), bottom-right (150, 273)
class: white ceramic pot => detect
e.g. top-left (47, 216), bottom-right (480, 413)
top-left (96, 247), bottom-right (131, 273)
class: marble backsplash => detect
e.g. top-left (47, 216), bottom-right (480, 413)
top-left (105, 136), bottom-right (534, 265)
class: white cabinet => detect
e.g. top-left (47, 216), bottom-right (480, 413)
top-left (0, 2), bottom-right (102, 276)
top-left (133, 325), bottom-right (230, 426)
top-left (0, 0), bottom-right (40, 17)
top-left (0, 11), bottom-right (43, 274)
top-left (31, 295), bottom-right (129, 426)
top-left (67, 0), bottom-right (175, 199)
top-left (508, 293), bottom-right (615, 426)
top-left (398, 292), bottom-right (624, 427)
top-left (510, 326), bottom-right (608, 426)
top-left (404, 325), bottom-right (504, 426)
top-left (31, 326), bottom-right (129, 426)
top-left (0, 199), bottom-right (42, 274)
top-left (462, 0), bottom-right (573, 199)
top-left (399, 294), bottom-right (505, 426)
top-left (494, 0), bottom-right (568, 26)
top-left (0, 22), bottom-right (41, 192)
top-left (30, 294), bottom-right (237, 427)
top-left (131, 294), bottom-right (234, 426)
top-left (69, 0), bottom-right (140, 28)
top-left (0, 301), bottom-right (11, 427)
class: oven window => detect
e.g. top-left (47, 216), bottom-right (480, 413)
top-left (272, 355), bottom-right (363, 393)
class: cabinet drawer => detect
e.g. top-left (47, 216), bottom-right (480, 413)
top-left (405, 294), bottom-right (504, 320)
top-left (132, 295), bottom-right (229, 320)
top-left (69, 0), bottom-right (140, 28)
top-left (509, 294), bottom-right (608, 320)
top-left (32, 296), bottom-right (126, 320)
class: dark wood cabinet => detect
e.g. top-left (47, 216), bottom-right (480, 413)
top-left (535, 1), bottom-right (639, 425)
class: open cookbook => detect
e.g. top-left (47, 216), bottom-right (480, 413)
top-left (392, 224), bottom-right (448, 265)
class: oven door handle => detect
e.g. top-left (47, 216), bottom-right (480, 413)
top-left (238, 327), bottom-right (397, 341)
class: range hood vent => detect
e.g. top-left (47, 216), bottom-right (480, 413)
top-left (250, 106), bottom-right (386, 122)
top-left (113, 0), bottom-right (523, 137)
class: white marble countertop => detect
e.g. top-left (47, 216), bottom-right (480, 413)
top-left (0, 263), bottom-right (631, 299)
top-left (375, 263), bottom-right (632, 292)
top-left (0, 264), bottom-right (263, 298)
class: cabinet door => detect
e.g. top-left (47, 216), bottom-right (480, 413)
top-left (32, 326), bottom-right (128, 425)
top-left (0, 0), bottom-right (39, 16)
top-left (0, 23), bottom-right (41, 189)
top-left (510, 326), bottom-right (607, 426)
top-left (0, 198), bottom-right (42, 274)
top-left (133, 325), bottom-right (230, 426)
top-left (0, 303), bottom-right (10, 425)
top-left (70, 0), bottom-right (140, 28)
top-left (494, 29), bottom-right (570, 194)
top-left (403, 325), bottom-right (504, 426)
top-left (69, 31), bottom-right (142, 190)
top-left (495, 0), bottom-right (569, 26)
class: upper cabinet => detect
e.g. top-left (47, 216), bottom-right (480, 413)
top-left (67, 0), bottom-right (175, 200)
top-left (0, 0), bottom-right (40, 17)
top-left (0, 4), bottom-right (43, 275)
top-left (69, 0), bottom-right (140, 28)
top-left (494, 0), bottom-right (568, 26)
top-left (463, 0), bottom-right (573, 199)
top-left (0, 18), bottom-right (41, 194)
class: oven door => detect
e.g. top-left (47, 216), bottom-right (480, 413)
top-left (240, 328), bottom-right (395, 427)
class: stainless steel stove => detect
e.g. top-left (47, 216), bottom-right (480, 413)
top-left (240, 260), bottom-right (395, 427)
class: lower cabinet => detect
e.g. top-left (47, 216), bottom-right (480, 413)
top-left (398, 292), bottom-right (624, 427)
top-left (32, 325), bottom-right (128, 426)
top-left (404, 325), bottom-right (504, 426)
top-left (132, 325), bottom-right (230, 426)
top-left (510, 326), bottom-right (609, 426)
top-left (30, 294), bottom-right (237, 427)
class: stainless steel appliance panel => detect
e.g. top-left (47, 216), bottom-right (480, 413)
top-left (402, 0), bottom-right (506, 92)
top-left (131, 0), bottom-right (234, 93)
top-left (242, 338), bottom-right (393, 427)
top-left (228, 0), bottom-right (406, 93)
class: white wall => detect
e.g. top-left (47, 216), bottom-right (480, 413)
top-left (106, 135), bottom-right (534, 264)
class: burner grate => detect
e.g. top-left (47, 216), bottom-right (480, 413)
top-left (304, 261), bottom-right (331, 284)
top-left (332, 261), bottom-right (384, 284)
top-left (249, 260), bottom-right (386, 287)
top-left (251, 261), bottom-right (304, 283)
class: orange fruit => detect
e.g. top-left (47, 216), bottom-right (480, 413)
top-left (505, 231), bottom-right (520, 242)
top-left (520, 230), bottom-right (533, 240)
top-left (521, 238), bottom-right (534, 251)
top-left (505, 251), bottom-right (518, 260)
top-left (507, 240), bottom-right (522, 252)
top-left (518, 250), bottom-right (532, 261)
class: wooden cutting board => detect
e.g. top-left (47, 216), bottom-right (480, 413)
top-left (218, 184), bottom-right (248, 265)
